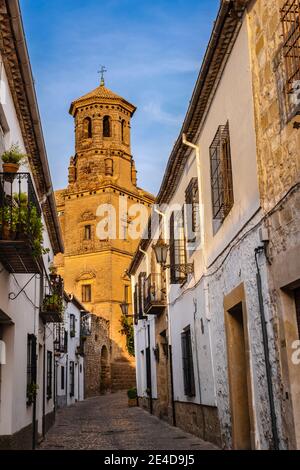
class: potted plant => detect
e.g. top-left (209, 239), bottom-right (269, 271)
top-left (43, 293), bottom-right (63, 315)
top-left (1, 143), bottom-right (27, 173)
top-left (27, 383), bottom-right (39, 406)
top-left (127, 387), bottom-right (137, 407)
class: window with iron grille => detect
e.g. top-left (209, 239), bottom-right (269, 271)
top-left (185, 177), bottom-right (200, 245)
top-left (294, 287), bottom-right (300, 338)
top-left (169, 210), bottom-right (187, 284)
top-left (82, 284), bottom-right (92, 303)
top-left (27, 334), bottom-right (37, 405)
top-left (210, 122), bottom-right (234, 225)
top-left (280, 1), bottom-right (300, 97)
top-left (70, 314), bottom-right (76, 337)
top-left (69, 361), bottom-right (75, 397)
top-left (61, 366), bottom-right (65, 390)
top-left (47, 351), bottom-right (53, 400)
top-left (181, 326), bottom-right (195, 397)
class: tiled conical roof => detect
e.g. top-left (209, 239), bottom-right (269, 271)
top-left (70, 84), bottom-right (136, 115)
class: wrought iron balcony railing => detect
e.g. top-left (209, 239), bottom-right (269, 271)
top-left (54, 323), bottom-right (67, 354)
top-left (0, 172), bottom-right (43, 273)
top-left (143, 273), bottom-right (166, 315)
top-left (41, 274), bottom-right (64, 323)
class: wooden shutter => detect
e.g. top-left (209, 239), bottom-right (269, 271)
top-left (181, 327), bottom-right (195, 397)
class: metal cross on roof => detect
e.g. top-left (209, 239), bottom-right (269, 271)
top-left (98, 66), bottom-right (107, 86)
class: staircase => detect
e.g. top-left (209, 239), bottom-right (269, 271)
top-left (111, 359), bottom-right (136, 392)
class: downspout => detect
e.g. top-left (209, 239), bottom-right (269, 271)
top-left (42, 329), bottom-right (46, 438)
top-left (147, 324), bottom-right (153, 415)
top-left (182, 135), bottom-right (217, 406)
top-left (139, 248), bottom-right (149, 276)
top-left (255, 247), bottom-right (279, 450)
top-left (154, 207), bottom-right (176, 426)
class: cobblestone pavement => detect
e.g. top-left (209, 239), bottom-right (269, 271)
top-left (39, 392), bottom-right (218, 450)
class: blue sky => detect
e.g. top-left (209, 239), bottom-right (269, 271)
top-left (20, 0), bottom-right (219, 195)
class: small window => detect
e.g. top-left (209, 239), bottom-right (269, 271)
top-left (82, 284), bottom-right (92, 303)
top-left (69, 361), bottom-right (75, 397)
top-left (169, 210), bottom-right (187, 284)
top-left (84, 225), bottom-right (92, 240)
top-left (61, 366), bottom-right (65, 390)
top-left (294, 288), bottom-right (300, 339)
top-left (47, 351), bottom-right (53, 400)
top-left (70, 314), bottom-right (76, 337)
top-left (103, 115), bottom-right (111, 137)
top-left (27, 334), bottom-right (37, 405)
top-left (210, 122), bottom-right (234, 226)
top-left (185, 177), bottom-right (200, 245)
top-left (121, 120), bottom-right (126, 142)
top-left (181, 327), bottom-right (195, 397)
top-left (83, 117), bottom-right (92, 139)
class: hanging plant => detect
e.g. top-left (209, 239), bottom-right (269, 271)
top-left (119, 315), bottom-right (135, 357)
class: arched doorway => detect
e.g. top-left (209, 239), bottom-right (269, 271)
top-left (100, 345), bottom-right (110, 394)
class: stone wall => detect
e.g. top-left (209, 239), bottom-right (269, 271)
top-left (84, 314), bottom-right (111, 397)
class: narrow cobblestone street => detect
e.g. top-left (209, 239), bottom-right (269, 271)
top-left (39, 392), bottom-right (218, 450)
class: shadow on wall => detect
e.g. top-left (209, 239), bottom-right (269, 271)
top-left (84, 315), bottom-right (136, 397)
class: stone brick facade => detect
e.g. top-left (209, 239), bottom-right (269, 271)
top-left (248, 0), bottom-right (300, 448)
top-left (84, 314), bottom-right (111, 397)
top-left (55, 81), bottom-right (154, 392)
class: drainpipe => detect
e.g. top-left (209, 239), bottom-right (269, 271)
top-left (182, 134), bottom-right (205, 255)
top-left (139, 248), bottom-right (149, 276)
top-left (42, 330), bottom-right (46, 438)
top-left (255, 247), bottom-right (279, 450)
top-left (147, 324), bottom-right (153, 415)
top-left (154, 207), bottom-right (176, 426)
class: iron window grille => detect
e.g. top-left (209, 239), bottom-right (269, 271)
top-left (181, 326), bottom-right (195, 397)
top-left (280, 1), bottom-right (300, 96)
top-left (69, 361), bottom-right (75, 397)
top-left (185, 177), bottom-right (200, 244)
top-left (70, 314), bottom-right (76, 337)
top-left (46, 351), bottom-right (53, 400)
top-left (54, 323), bottom-right (67, 353)
top-left (82, 284), bottom-right (92, 303)
top-left (169, 210), bottom-right (187, 284)
top-left (61, 366), bottom-right (65, 390)
top-left (210, 122), bottom-right (234, 222)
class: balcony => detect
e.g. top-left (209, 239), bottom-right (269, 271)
top-left (41, 274), bottom-right (64, 323)
top-left (80, 312), bottom-right (92, 338)
top-left (143, 273), bottom-right (166, 315)
top-left (0, 173), bottom-right (43, 273)
top-left (54, 323), bottom-right (67, 354)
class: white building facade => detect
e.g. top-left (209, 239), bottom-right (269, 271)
top-left (0, 0), bottom-right (64, 449)
top-left (55, 295), bottom-right (90, 409)
top-left (130, 0), bottom-right (285, 450)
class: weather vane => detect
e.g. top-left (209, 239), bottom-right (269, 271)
top-left (98, 65), bottom-right (107, 86)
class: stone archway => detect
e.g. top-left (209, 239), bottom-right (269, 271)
top-left (100, 345), bottom-right (110, 394)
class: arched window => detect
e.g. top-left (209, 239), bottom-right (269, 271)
top-left (103, 115), bottom-right (111, 137)
top-left (121, 120), bottom-right (126, 142)
top-left (83, 117), bottom-right (92, 139)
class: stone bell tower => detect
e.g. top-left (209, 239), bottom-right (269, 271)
top-left (55, 76), bottom-right (154, 394)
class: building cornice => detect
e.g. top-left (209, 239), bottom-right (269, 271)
top-left (0, 0), bottom-right (64, 254)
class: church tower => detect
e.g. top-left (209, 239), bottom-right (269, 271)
top-left (55, 76), bottom-right (154, 394)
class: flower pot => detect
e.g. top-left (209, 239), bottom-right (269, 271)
top-left (1, 223), bottom-right (16, 240)
top-left (2, 162), bottom-right (20, 173)
top-left (128, 398), bottom-right (137, 407)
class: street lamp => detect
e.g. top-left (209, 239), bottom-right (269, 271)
top-left (153, 239), bottom-right (169, 266)
top-left (120, 301), bottom-right (129, 317)
top-left (153, 239), bottom-right (194, 275)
